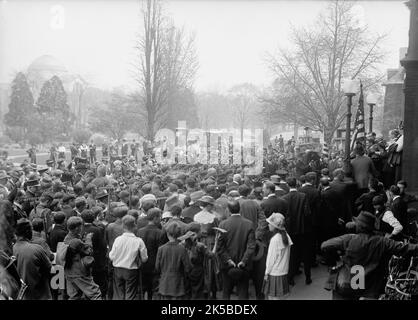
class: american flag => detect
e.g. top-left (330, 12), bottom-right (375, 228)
top-left (351, 82), bottom-right (366, 151)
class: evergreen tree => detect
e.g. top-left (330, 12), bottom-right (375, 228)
top-left (35, 75), bottom-right (74, 141)
top-left (4, 72), bottom-right (35, 141)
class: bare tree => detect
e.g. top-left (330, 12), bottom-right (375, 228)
top-left (228, 83), bottom-right (259, 135)
top-left (133, 0), bottom-right (198, 141)
top-left (264, 0), bottom-right (387, 144)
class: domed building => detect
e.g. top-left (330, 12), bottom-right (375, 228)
top-left (25, 55), bottom-right (88, 127)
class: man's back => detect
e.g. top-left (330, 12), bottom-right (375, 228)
top-left (322, 232), bottom-right (418, 298)
top-left (239, 199), bottom-right (262, 231)
top-left (105, 220), bottom-right (124, 251)
top-left (218, 215), bottom-right (255, 269)
top-left (261, 195), bottom-right (288, 218)
top-left (138, 224), bottom-right (163, 274)
top-left (282, 191), bottom-right (310, 235)
top-left (49, 224), bottom-right (67, 252)
top-left (299, 184), bottom-right (320, 226)
top-left (351, 155), bottom-right (376, 189)
top-left (13, 240), bottom-right (52, 300)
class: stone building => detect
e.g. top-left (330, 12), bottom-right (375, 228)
top-left (0, 55), bottom-right (89, 135)
top-left (381, 48), bottom-right (407, 137)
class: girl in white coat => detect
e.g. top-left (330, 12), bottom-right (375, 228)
top-left (264, 213), bottom-right (293, 300)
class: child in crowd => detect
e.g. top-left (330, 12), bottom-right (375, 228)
top-left (264, 212), bottom-right (293, 300)
top-left (155, 222), bottom-right (191, 300)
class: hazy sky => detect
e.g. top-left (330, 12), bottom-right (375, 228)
top-left (0, 0), bottom-right (410, 92)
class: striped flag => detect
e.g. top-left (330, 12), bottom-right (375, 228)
top-left (351, 82), bottom-right (366, 151)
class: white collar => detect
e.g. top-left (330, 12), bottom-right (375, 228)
top-left (302, 183), bottom-right (312, 187)
top-left (267, 193), bottom-right (276, 198)
top-left (393, 195), bottom-right (401, 201)
top-left (289, 188), bottom-right (297, 192)
top-left (324, 186), bottom-right (331, 191)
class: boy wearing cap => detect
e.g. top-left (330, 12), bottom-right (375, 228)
top-left (63, 216), bottom-right (102, 300)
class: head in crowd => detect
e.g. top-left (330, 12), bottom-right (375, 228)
top-left (169, 205), bottom-right (182, 218)
top-left (75, 197), bottom-right (87, 212)
top-left (147, 208), bottom-right (162, 225)
top-left (166, 221), bottom-right (182, 241)
top-left (238, 184), bottom-right (251, 198)
top-left (372, 195), bottom-right (386, 214)
top-left (53, 211), bottom-right (66, 225)
top-left (266, 213), bottom-right (289, 246)
top-left (397, 180), bottom-right (407, 195)
top-left (354, 144), bottom-right (365, 156)
top-left (67, 216), bottom-right (83, 236)
top-left (15, 218), bottom-right (32, 240)
top-left (320, 177), bottom-right (330, 188)
top-left (227, 200), bottom-right (240, 215)
top-left (141, 201), bottom-right (155, 214)
top-left (333, 169), bottom-right (345, 182)
top-left (31, 218), bottom-right (44, 234)
top-left (122, 214), bottom-right (136, 233)
top-left (81, 210), bottom-right (95, 224)
top-left (389, 185), bottom-right (401, 198)
top-left (263, 181), bottom-right (276, 197)
top-left (286, 177), bottom-right (297, 188)
top-left (113, 204), bottom-right (129, 220)
top-left (130, 196), bottom-right (140, 209)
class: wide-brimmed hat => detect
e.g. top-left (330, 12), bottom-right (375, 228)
top-left (189, 190), bottom-right (205, 205)
top-left (266, 213), bottom-right (286, 230)
top-left (199, 195), bottom-right (215, 206)
top-left (96, 189), bottom-right (109, 200)
top-left (354, 211), bottom-right (376, 231)
top-left (276, 169), bottom-right (288, 177)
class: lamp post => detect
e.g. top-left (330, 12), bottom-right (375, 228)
top-left (342, 79), bottom-right (358, 167)
top-left (366, 93), bottom-right (378, 133)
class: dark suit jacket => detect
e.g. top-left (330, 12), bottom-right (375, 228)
top-left (83, 223), bottom-right (107, 270)
top-left (239, 198), bottom-right (267, 242)
top-left (138, 223), bottom-right (164, 274)
top-left (48, 224), bottom-right (67, 252)
top-left (350, 155), bottom-right (378, 189)
top-left (217, 215), bottom-right (256, 271)
top-left (330, 180), bottom-right (353, 222)
top-left (299, 184), bottom-right (320, 227)
top-left (319, 187), bottom-right (340, 230)
top-left (391, 197), bottom-right (408, 229)
top-left (282, 190), bottom-right (312, 235)
top-left (261, 195), bottom-right (288, 218)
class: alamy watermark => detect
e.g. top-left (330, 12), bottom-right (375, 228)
top-left (151, 121), bottom-right (264, 174)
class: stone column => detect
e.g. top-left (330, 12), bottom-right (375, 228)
top-left (401, 0), bottom-right (418, 192)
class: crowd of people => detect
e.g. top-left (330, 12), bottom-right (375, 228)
top-left (1, 126), bottom-right (417, 301)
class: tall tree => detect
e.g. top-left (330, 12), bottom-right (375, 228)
top-left (35, 75), bottom-right (74, 141)
top-left (134, 0), bottom-right (198, 141)
top-left (4, 72), bottom-right (35, 141)
top-left (264, 0), bottom-right (386, 145)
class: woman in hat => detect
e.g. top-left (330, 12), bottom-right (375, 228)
top-left (193, 195), bottom-right (221, 299)
top-left (264, 212), bottom-right (293, 300)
